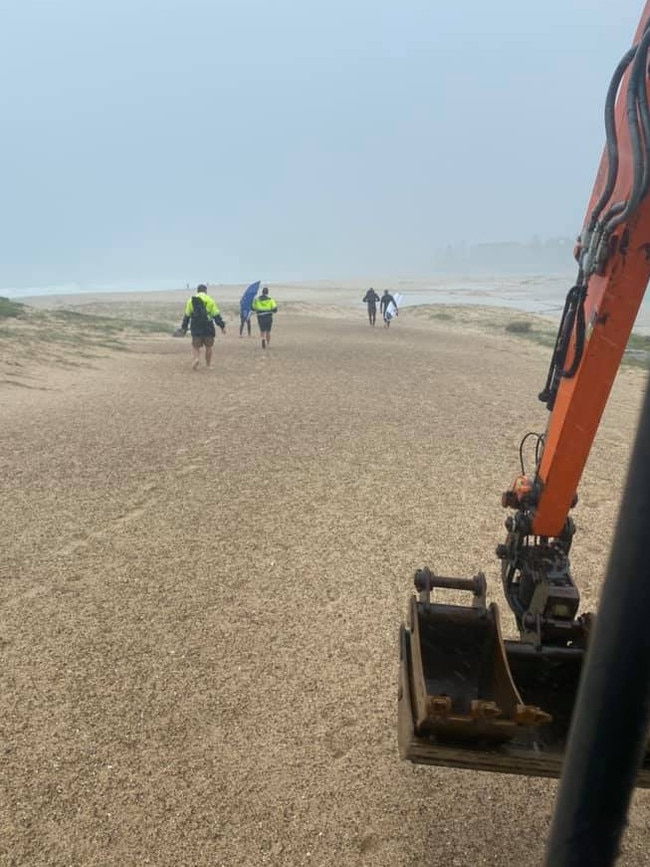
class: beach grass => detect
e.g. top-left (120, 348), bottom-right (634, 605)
top-left (412, 302), bottom-right (650, 368)
top-left (501, 314), bottom-right (650, 366)
top-left (0, 297), bottom-right (26, 318)
top-left (0, 303), bottom-right (174, 368)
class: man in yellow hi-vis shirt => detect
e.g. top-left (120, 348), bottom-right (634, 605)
top-left (178, 284), bottom-right (226, 369)
top-left (251, 286), bottom-right (278, 349)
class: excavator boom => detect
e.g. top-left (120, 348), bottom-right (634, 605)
top-left (534, 5), bottom-right (650, 538)
top-left (399, 1), bottom-right (650, 784)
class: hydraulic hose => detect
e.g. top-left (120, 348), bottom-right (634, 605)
top-left (538, 285), bottom-right (586, 410)
top-left (587, 46), bottom-right (637, 231)
top-left (601, 28), bottom-right (650, 234)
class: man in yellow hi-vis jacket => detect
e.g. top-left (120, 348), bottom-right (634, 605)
top-left (179, 284), bottom-right (226, 369)
top-left (251, 287), bottom-right (278, 350)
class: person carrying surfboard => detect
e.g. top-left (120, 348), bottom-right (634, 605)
top-left (380, 290), bottom-right (399, 328)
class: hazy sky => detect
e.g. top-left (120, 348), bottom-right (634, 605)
top-left (1, 0), bottom-right (647, 289)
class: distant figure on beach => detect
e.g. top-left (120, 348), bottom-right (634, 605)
top-left (362, 288), bottom-right (380, 326)
top-left (380, 290), bottom-right (399, 328)
top-left (251, 287), bottom-right (278, 350)
top-left (239, 280), bottom-right (260, 337)
top-left (239, 308), bottom-right (252, 337)
top-left (179, 284), bottom-right (226, 370)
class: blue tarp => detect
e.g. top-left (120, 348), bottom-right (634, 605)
top-left (240, 281), bottom-right (260, 319)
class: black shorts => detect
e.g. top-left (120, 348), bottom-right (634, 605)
top-left (257, 313), bottom-right (273, 331)
top-left (191, 335), bottom-right (215, 348)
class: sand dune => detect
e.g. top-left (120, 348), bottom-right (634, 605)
top-left (1, 296), bottom-right (649, 866)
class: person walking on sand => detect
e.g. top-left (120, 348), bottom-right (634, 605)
top-left (178, 284), bottom-right (226, 369)
top-left (380, 289), bottom-right (398, 328)
top-left (362, 288), bottom-right (380, 326)
top-left (239, 307), bottom-right (252, 337)
top-left (251, 286), bottom-right (278, 349)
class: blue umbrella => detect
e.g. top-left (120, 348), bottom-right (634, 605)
top-left (240, 281), bottom-right (260, 319)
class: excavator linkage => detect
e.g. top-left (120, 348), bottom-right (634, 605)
top-left (398, 569), bottom-right (650, 784)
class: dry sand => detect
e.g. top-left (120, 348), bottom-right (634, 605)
top-left (1, 293), bottom-right (649, 866)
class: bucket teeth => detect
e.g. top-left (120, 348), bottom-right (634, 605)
top-left (470, 700), bottom-right (502, 720)
top-left (515, 704), bottom-right (553, 726)
top-left (405, 595), bottom-right (556, 742)
top-left (428, 698), bottom-right (506, 721)
top-left (428, 695), bottom-right (452, 717)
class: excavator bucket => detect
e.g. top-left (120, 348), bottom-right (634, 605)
top-left (398, 569), bottom-right (650, 783)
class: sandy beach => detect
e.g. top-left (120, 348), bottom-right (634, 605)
top-left (1, 289), bottom-right (649, 866)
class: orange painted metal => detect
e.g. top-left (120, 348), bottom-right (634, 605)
top-left (533, 1), bottom-right (650, 537)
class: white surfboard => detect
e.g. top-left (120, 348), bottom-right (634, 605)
top-left (384, 292), bottom-right (403, 320)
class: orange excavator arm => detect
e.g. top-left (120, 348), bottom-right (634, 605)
top-left (399, 2), bottom-right (650, 785)
top-left (526, 0), bottom-right (650, 538)
top-left (496, 0), bottom-right (650, 646)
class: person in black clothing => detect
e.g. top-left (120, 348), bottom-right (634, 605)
top-left (362, 288), bottom-right (380, 326)
top-left (380, 290), bottom-right (398, 327)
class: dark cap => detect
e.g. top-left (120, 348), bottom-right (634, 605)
top-left (262, 286), bottom-right (269, 295)
top-left (197, 284), bottom-right (208, 293)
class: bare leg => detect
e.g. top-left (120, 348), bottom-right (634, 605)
top-left (205, 345), bottom-right (213, 367)
top-left (265, 330), bottom-right (271, 347)
top-left (192, 345), bottom-right (200, 369)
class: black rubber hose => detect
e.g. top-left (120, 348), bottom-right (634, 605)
top-left (588, 46), bottom-right (637, 230)
top-left (636, 62), bottom-right (650, 199)
top-left (602, 29), bottom-right (650, 232)
top-left (538, 285), bottom-right (583, 409)
top-left (560, 287), bottom-right (586, 379)
top-left (594, 22), bottom-right (650, 232)
top-left (622, 33), bottom-right (650, 211)
top-left (517, 431), bottom-right (545, 475)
